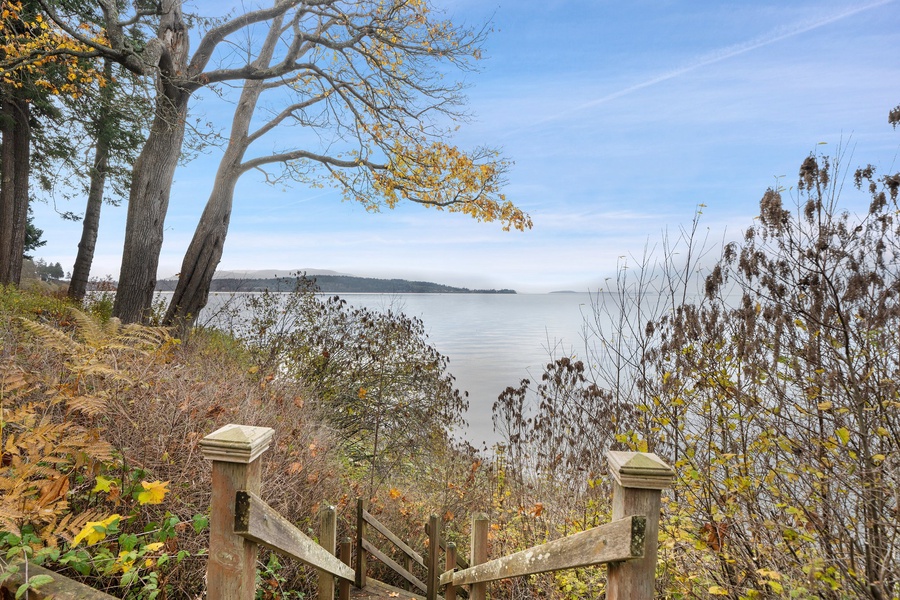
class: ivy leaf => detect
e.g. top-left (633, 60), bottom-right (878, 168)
top-left (137, 481), bottom-right (169, 505)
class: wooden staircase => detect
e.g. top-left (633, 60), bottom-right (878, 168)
top-left (199, 424), bottom-right (675, 600)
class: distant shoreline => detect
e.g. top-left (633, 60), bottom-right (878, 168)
top-left (156, 275), bottom-right (516, 294)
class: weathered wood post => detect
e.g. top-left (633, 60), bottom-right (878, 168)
top-left (445, 542), bottom-right (458, 600)
top-left (355, 498), bottom-right (367, 588)
top-left (339, 538), bottom-right (352, 600)
top-left (469, 514), bottom-right (489, 600)
top-left (201, 424), bottom-right (275, 600)
top-left (426, 514), bottom-right (441, 600)
top-left (606, 451), bottom-right (674, 600)
top-left (318, 505), bottom-right (337, 600)
top-left (404, 539), bottom-right (414, 592)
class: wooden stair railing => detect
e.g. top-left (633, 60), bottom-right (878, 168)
top-left (439, 451), bottom-right (674, 600)
top-left (355, 499), bottom-right (428, 594)
top-left (201, 424), bottom-right (674, 600)
top-left (200, 424), bottom-right (354, 600)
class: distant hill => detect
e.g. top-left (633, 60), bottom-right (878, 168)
top-left (156, 274), bottom-right (515, 294)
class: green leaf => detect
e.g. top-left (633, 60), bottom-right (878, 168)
top-left (0, 566), bottom-right (20, 585)
top-left (26, 574), bottom-right (54, 589)
top-left (192, 514), bottom-right (209, 533)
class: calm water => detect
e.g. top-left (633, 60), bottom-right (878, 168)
top-left (198, 292), bottom-right (595, 446)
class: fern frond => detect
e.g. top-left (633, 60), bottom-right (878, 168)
top-left (78, 364), bottom-right (129, 380)
top-left (67, 395), bottom-right (108, 416)
top-left (102, 317), bottom-right (122, 338)
top-left (17, 318), bottom-right (80, 354)
top-left (0, 363), bottom-right (30, 397)
top-left (120, 324), bottom-right (171, 348)
top-left (69, 308), bottom-right (105, 348)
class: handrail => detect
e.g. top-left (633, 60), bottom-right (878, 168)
top-left (361, 539), bottom-right (427, 592)
top-left (202, 424), bottom-right (675, 600)
top-left (362, 508), bottom-right (426, 569)
top-left (439, 515), bottom-right (646, 587)
top-left (234, 491), bottom-right (354, 582)
top-left (356, 498), bottom-right (427, 594)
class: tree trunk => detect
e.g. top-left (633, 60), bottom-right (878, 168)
top-left (113, 0), bottom-right (189, 323)
top-left (163, 165), bottom-right (240, 333)
top-left (0, 93), bottom-right (31, 285)
top-left (69, 60), bottom-right (114, 302)
top-left (164, 15), bottom-right (283, 332)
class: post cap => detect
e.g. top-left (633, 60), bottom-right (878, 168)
top-left (200, 424), bottom-right (274, 464)
top-left (607, 451), bottom-right (674, 490)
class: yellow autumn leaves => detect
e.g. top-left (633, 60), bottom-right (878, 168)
top-left (0, 0), bottom-right (106, 97)
top-left (370, 139), bottom-right (531, 232)
top-left (72, 480), bottom-right (169, 547)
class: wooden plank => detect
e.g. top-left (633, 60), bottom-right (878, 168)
top-left (425, 522), bottom-right (469, 570)
top-left (340, 538), bottom-right (352, 600)
top-left (208, 456), bottom-right (261, 600)
top-left (439, 537), bottom-right (469, 570)
top-left (363, 509), bottom-right (425, 568)
top-left (426, 514), bottom-right (440, 600)
top-left (357, 498), bottom-right (368, 588)
top-left (349, 578), bottom-right (426, 600)
top-left (440, 516), bottom-right (645, 588)
top-left (607, 482), bottom-right (664, 600)
top-left (468, 514), bottom-right (489, 600)
top-left (444, 542), bottom-right (458, 600)
top-left (361, 539), bottom-right (427, 593)
top-left (319, 506), bottom-right (338, 600)
top-left (2, 561), bottom-right (117, 600)
top-left (234, 491), bottom-right (354, 582)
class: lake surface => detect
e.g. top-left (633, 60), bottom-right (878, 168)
top-left (198, 292), bottom-right (596, 446)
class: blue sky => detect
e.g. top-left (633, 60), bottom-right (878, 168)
top-left (31, 0), bottom-right (900, 293)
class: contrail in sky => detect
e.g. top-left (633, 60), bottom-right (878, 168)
top-left (521, 0), bottom-right (895, 130)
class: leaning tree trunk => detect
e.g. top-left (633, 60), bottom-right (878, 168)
top-left (164, 15), bottom-right (283, 332)
top-left (112, 0), bottom-right (189, 323)
top-left (0, 93), bottom-right (31, 285)
top-left (69, 60), bottom-right (113, 301)
top-left (163, 165), bottom-right (240, 334)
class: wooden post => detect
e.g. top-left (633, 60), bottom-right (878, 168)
top-left (339, 538), bottom-right (352, 600)
top-left (426, 514), bottom-right (441, 600)
top-left (445, 542), bottom-right (458, 600)
top-left (469, 514), bottom-right (489, 600)
top-left (606, 451), bottom-right (674, 600)
top-left (318, 505), bottom-right (337, 600)
top-left (404, 539), bottom-right (414, 592)
top-left (355, 498), bottom-right (367, 589)
top-left (200, 424), bottom-right (275, 600)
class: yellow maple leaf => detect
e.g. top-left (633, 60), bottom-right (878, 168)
top-left (388, 488), bottom-right (402, 499)
top-left (137, 480), bottom-right (170, 505)
top-left (72, 514), bottom-right (121, 546)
